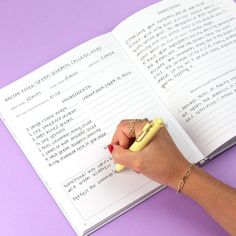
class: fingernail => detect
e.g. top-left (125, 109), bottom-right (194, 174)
top-left (107, 144), bottom-right (114, 153)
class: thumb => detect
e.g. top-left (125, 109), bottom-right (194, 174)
top-left (112, 144), bottom-right (139, 170)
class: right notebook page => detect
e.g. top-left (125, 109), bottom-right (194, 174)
top-left (112, 0), bottom-right (236, 157)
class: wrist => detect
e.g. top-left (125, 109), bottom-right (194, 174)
top-left (176, 163), bottom-right (196, 193)
top-left (180, 166), bottom-right (209, 199)
top-left (165, 159), bottom-right (191, 190)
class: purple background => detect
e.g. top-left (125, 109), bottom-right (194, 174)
top-left (0, 0), bottom-right (235, 235)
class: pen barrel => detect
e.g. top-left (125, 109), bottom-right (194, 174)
top-left (129, 119), bottom-right (164, 152)
top-left (115, 118), bottom-right (164, 172)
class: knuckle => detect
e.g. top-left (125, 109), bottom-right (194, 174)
top-left (117, 120), bottom-right (128, 130)
top-left (117, 121), bottom-right (123, 129)
top-left (119, 120), bottom-right (123, 125)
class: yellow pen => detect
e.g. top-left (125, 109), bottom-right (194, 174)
top-left (115, 118), bottom-right (164, 172)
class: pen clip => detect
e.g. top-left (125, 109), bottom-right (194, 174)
top-left (136, 122), bottom-right (153, 142)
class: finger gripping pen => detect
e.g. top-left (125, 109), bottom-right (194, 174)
top-left (115, 118), bottom-right (164, 173)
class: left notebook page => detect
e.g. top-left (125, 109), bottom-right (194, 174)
top-left (0, 33), bottom-right (200, 235)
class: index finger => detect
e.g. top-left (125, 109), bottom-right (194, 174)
top-left (111, 120), bottom-right (132, 148)
top-left (111, 119), bottom-right (149, 148)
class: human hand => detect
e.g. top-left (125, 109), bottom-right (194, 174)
top-left (109, 119), bottom-right (190, 189)
top-left (109, 120), bottom-right (236, 235)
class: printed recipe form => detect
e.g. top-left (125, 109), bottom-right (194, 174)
top-left (0, 33), bottom-right (203, 235)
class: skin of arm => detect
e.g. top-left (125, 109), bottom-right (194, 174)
top-left (109, 120), bottom-right (236, 235)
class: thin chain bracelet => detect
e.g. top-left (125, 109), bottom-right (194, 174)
top-left (177, 163), bottom-right (196, 193)
top-left (129, 118), bottom-right (149, 138)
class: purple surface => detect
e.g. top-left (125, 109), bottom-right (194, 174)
top-left (0, 0), bottom-right (235, 235)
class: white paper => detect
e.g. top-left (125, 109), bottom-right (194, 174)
top-left (0, 33), bottom-right (203, 235)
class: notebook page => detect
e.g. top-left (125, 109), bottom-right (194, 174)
top-left (113, 0), bottom-right (236, 157)
top-left (0, 33), bottom-right (203, 235)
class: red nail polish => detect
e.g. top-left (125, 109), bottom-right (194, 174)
top-left (107, 144), bottom-right (114, 153)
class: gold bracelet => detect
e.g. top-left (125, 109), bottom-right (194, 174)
top-left (177, 163), bottom-right (196, 193)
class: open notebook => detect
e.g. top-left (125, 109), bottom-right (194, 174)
top-left (0, 0), bottom-right (236, 235)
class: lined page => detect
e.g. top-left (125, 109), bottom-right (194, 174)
top-left (113, 0), bottom-right (236, 156)
top-left (0, 33), bottom-right (203, 235)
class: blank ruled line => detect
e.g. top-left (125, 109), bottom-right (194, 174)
top-left (190, 107), bottom-right (236, 138)
top-left (167, 58), bottom-right (236, 97)
top-left (90, 86), bottom-right (145, 115)
top-left (93, 85), bottom-right (149, 113)
top-left (192, 108), bottom-right (236, 140)
top-left (84, 180), bottom-right (153, 221)
top-left (135, 104), bottom-right (159, 118)
top-left (93, 92), bottom-right (150, 119)
top-left (99, 99), bottom-right (155, 131)
top-left (96, 96), bottom-right (152, 122)
top-left (68, 101), bottom-right (82, 110)
top-left (195, 118), bottom-right (236, 144)
top-left (204, 122), bottom-right (236, 147)
top-left (102, 45), bottom-right (114, 49)
top-left (186, 97), bottom-right (236, 130)
top-left (101, 101), bottom-right (157, 132)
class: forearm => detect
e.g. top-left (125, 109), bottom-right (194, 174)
top-left (181, 167), bottom-right (236, 235)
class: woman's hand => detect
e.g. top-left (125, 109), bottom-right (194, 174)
top-left (109, 119), bottom-right (236, 235)
top-left (109, 119), bottom-right (190, 189)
